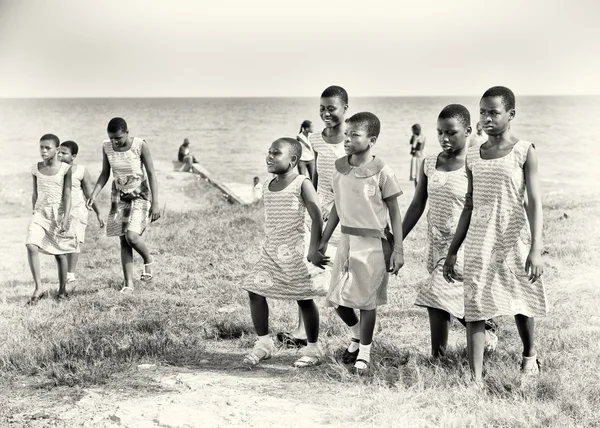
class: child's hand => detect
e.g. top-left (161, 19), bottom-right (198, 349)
top-left (318, 240), bottom-right (328, 256)
top-left (86, 196), bottom-right (95, 210)
top-left (443, 254), bottom-right (459, 283)
top-left (389, 250), bottom-right (404, 275)
top-left (96, 212), bottom-right (105, 228)
top-left (59, 216), bottom-right (69, 234)
top-left (307, 249), bottom-right (330, 270)
top-left (149, 201), bottom-right (161, 222)
top-left (525, 250), bottom-right (544, 283)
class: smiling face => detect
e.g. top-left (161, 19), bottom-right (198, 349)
top-left (437, 117), bottom-right (471, 154)
top-left (266, 140), bottom-right (295, 174)
top-left (319, 96), bottom-right (347, 128)
top-left (58, 145), bottom-right (75, 164)
top-left (479, 96), bottom-right (515, 137)
top-left (39, 139), bottom-right (58, 161)
top-left (344, 122), bottom-right (375, 155)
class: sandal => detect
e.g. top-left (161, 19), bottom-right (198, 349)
top-left (119, 284), bottom-right (134, 294)
top-left (341, 338), bottom-right (360, 364)
top-left (276, 332), bottom-right (307, 348)
top-left (293, 354), bottom-right (322, 368)
top-left (25, 290), bottom-right (49, 306)
top-left (56, 293), bottom-right (70, 301)
top-left (353, 358), bottom-right (370, 375)
top-left (140, 259), bottom-right (154, 281)
top-left (520, 355), bottom-right (542, 375)
top-left (243, 340), bottom-right (274, 366)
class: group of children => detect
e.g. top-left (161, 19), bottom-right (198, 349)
top-left (242, 85), bottom-right (547, 381)
top-left (26, 118), bottom-right (160, 303)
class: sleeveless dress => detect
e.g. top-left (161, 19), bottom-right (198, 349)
top-left (70, 164), bottom-right (89, 243)
top-left (297, 133), bottom-right (314, 162)
top-left (414, 154), bottom-right (466, 318)
top-left (464, 140), bottom-right (548, 321)
top-left (104, 137), bottom-right (152, 237)
top-left (243, 175), bottom-right (326, 300)
top-left (26, 162), bottom-right (78, 254)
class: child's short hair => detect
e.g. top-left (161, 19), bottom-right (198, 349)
top-left (438, 104), bottom-right (471, 128)
top-left (60, 140), bottom-right (79, 155)
top-left (300, 120), bottom-right (312, 132)
top-left (107, 117), bottom-right (128, 133)
top-left (40, 134), bottom-right (60, 147)
top-left (253, 176), bottom-right (259, 182)
top-left (347, 112), bottom-right (381, 138)
top-left (276, 138), bottom-right (302, 164)
top-left (481, 86), bottom-right (515, 111)
top-left (321, 86), bottom-right (348, 105)
top-left (411, 124), bottom-right (421, 134)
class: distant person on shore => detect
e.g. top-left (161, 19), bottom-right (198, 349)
top-left (469, 121), bottom-right (487, 147)
top-left (409, 124), bottom-right (426, 187)
top-left (444, 86), bottom-right (547, 382)
top-left (87, 117), bottom-right (160, 293)
top-left (26, 134), bottom-right (75, 304)
top-left (58, 140), bottom-right (104, 285)
top-left (178, 138), bottom-right (197, 172)
top-left (252, 176), bottom-right (263, 203)
top-left (320, 112), bottom-right (404, 375)
top-left (296, 120), bottom-right (316, 182)
top-left (242, 138), bottom-right (329, 368)
top-left (402, 104), bottom-right (498, 357)
top-left (276, 85), bottom-right (348, 349)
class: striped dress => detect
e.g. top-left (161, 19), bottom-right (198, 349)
top-left (464, 140), bottom-right (548, 321)
top-left (26, 162), bottom-right (79, 254)
top-left (104, 137), bottom-right (151, 237)
top-left (70, 164), bottom-right (89, 243)
top-left (309, 132), bottom-right (346, 219)
top-left (414, 154), bottom-right (466, 318)
top-left (243, 175), bottom-right (326, 300)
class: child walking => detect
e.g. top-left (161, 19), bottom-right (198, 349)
top-left (321, 112), bottom-right (404, 374)
top-left (87, 117), bottom-right (160, 292)
top-left (296, 120), bottom-right (315, 181)
top-left (409, 124), bottom-right (426, 187)
top-left (242, 138), bottom-right (329, 368)
top-left (277, 85), bottom-right (349, 348)
top-left (402, 104), bottom-right (497, 357)
top-left (444, 87), bottom-right (547, 381)
top-left (26, 134), bottom-right (75, 303)
top-left (58, 141), bottom-right (104, 283)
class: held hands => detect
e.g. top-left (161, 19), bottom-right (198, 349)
top-left (307, 248), bottom-right (330, 270)
top-left (525, 250), bottom-right (544, 283)
top-left (149, 201), bottom-right (161, 222)
top-left (86, 196), bottom-right (95, 210)
top-left (318, 240), bottom-right (328, 257)
top-left (443, 253), bottom-right (459, 283)
top-left (389, 249), bottom-right (404, 275)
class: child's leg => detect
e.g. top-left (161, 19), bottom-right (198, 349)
top-left (26, 244), bottom-right (42, 296)
top-left (125, 231), bottom-right (153, 277)
top-left (119, 236), bottom-right (135, 288)
top-left (67, 253), bottom-right (79, 280)
top-left (297, 300), bottom-right (319, 343)
top-left (335, 305), bottom-right (361, 362)
top-left (354, 308), bottom-right (377, 372)
top-left (427, 307), bottom-right (451, 357)
top-left (291, 308), bottom-right (307, 340)
top-left (514, 314), bottom-right (536, 357)
top-left (248, 291), bottom-right (269, 336)
top-left (55, 254), bottom-right (68, 296)
top-left (466, 320), bottom-right (486, 381)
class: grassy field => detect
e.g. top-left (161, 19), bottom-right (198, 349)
top-left (1, 180), bottom-right (600, 427)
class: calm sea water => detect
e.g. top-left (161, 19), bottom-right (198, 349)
top-left (1, 96), bottom-right (598, 192)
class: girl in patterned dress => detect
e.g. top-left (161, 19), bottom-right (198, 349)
top-left (58, 141), bottom-right (104, 284)
top-left (243, 138), bottom-right (329, 368)
top-left (402, 105), bottom-right (497, 357)
top-left (444, 87), bottom-right (547, 381)
top-left (26, 134), bottom-right (75, 303)
top-left (296, 120), bottom-right (315, 181)
top-left (87, 118), bottom-right (160, 293)
top-left (321, 112), bottom-right (404, 374)
top-left (278, 86), bottom-right (348, 348)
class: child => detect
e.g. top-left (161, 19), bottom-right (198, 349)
top-left (26, 134), bottom-right (75, 303)
top-left (242, 138), bottom-right (329, 368)
top-left (296, 120), bottom-right (315, 181)
top-left (58, 141), bottom-right (104, 283)
top-left (468, 122), bottom-right (487, 147)
top-left (409, 124), bottom-right (426, 187)
top-left (277, 85), bottom-right (349, 348)
top-left (178, 138), bottom-right (197, 172)
top-left (402, 104), bottom-right (497, 357)
top-left (252, 176), bottom-right (263, 203)
top-left (87, 117), bottom-right (160, 292)
top-left (321, 112), bottom-right (404, 374)
top-left (444, 87), bottom-right (547, 381)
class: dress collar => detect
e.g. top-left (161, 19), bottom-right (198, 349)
top-left (335, 156), bottom-right (385, 178)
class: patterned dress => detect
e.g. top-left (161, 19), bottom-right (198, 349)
top-left (104, 137), bottom-right (152, 237)
top-left (26, 162), bottom-right (78, 255)
top-left (243, 175), bottom-right (326, 300)
top-left (464, 140), bottom-right (548, 321)
top-left (70, 164), bottom-right (89, 243)
top-left (310, 132), bottom-right (346, 220)
top-left (414, 154), bottom-right (466, 318)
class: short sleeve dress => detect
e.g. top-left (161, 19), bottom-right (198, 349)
top-left (70, 164), bottom-right (89, 243)
top-left (463, 140), bottom-right (548, 321)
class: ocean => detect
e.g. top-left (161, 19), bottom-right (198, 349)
top-left (1, 96), bottom-right (599, 192)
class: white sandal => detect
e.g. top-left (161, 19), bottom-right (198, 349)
top-left (243, 340), bottom-right (273, 366)
top-left (140, 259), bottom-right (154, 281)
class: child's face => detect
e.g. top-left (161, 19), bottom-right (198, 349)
top-left (319, 97), bottom-right (347, 128)
top-left (266, 141), bottom-right (295, 174)
top-left (307, 123), bottom-right (314, 133)
top-left (412, 127), bottom-right (421, 135)
top-left (58, 146), bottom-right (75, 164)
top-left (344, 122), bottom-right (375, 156)
top-left (39, 140), bottom-right (58, 161)
top-left (479, 96), bottom-right (514, 136)
top-left (108, 129), bottom-right (129, 148)
top-left (437, 117), bottom-right (471, 154)
top-left (476, 122), bottom-right (483, 134)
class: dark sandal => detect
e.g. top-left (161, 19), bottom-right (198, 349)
top-left (341, 338), bottom-right (360, 364)
top-left (276, 332), bottom-right (307, 348)
top-left (25, 290), bottom-right (49, 306)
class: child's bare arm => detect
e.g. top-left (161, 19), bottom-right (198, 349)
top-left (31, 175), bottom-right (38, 211)
top-left (140, 141), bottom-right (160, 222)
top-left (524, 145), bottom-right (543, 283)
top-left (386, 196), bottom-right (404, 275)
top-left (88, 149), bottom-right (111, 207)
top-left (60, 168), bottom-right (72, 231)
top-left (300, 178), bottom-right (328, 268)
top-left (320, 203), bottom-right (339, 249)
top-left (312, 152), bottom-right (319, 189)
top-left (402, 158), bottom-right (428, 239)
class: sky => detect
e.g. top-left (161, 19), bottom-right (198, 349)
top-left (0, 0), bottom-right (599, 97)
